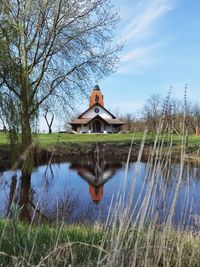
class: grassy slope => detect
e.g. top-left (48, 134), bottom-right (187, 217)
top-left (0, 132), bottom-right (200, 147)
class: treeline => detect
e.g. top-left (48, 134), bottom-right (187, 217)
top-left (120, 94), bottom-right (200, 134)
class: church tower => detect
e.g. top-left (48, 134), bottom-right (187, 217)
top-left (89, 85), bottom-right (104, 107)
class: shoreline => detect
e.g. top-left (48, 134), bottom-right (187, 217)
top-left (0, 141), bottom-right (199, 171)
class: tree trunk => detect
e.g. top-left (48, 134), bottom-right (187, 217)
top-left (19, 172), bottom-right (32, 222)
top-left (48, 127), bottom-right (52, 134)
top-left (20, 98), bottom-right (33, 174)
top-left (20, 104), bottom-right (34, 222)
top-left (43, 111), bottom-right (54, 134)
top-left (21, 113), bottom-right (32, 151)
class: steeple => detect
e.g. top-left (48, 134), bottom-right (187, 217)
top-left (89, 85), bottom-right (104, 107)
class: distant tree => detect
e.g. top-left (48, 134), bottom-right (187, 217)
top-left (143, 94), bottom-right (163, 132)
top-left (190, 102), bottom-right (200, 133)
top-left (121, 113), bottom-right (135, 132)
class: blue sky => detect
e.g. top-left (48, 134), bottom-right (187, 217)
top-left (43, 0), bottom-right (200, 131)
top-left (99, 0), bottom-right (200, 114)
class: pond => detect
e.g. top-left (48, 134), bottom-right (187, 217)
top-left (0, 157), bottom-right (200, 229)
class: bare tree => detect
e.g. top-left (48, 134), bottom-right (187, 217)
top-left (143, 94), bottom-right (163, 132)
top-left (190, 102), bottom-right (200, 133)
top-left (42, 103), bottom-right (54, 134)
top-left (0, 0), bottom-right (120, 169)
top-left (121, 113), bottom-right (135, 132)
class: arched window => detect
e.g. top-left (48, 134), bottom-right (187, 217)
top-left (95, 95), bottom-right (99, 102)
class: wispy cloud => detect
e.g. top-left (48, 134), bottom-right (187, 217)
top-left (117, 0), bottom-right (175, 74)
top-left (118, 42), bottom-right (162, 74)
top-left (121, 0), bottom-right (174, 41)
top-left (120, 48), bottom-right (146, 63)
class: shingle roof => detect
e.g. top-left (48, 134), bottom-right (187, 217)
top-left (70, 118), bottom-right (91, 125)
top-left (104, 118), bottom-right (124, 125)
top-left (70, 116), bottom-right (124, 125)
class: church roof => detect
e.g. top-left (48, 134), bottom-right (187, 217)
top-left (78, 103), bottom-right (116, 119)
top-left (70, 115), bottom-right (124, 125)
top-left (70, 118), bottom-right (91, 125)
top-left (103, 118), bottom-right (124, 125)
top-left (93, 85), bottom-right (100, 90)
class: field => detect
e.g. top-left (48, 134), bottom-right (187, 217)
top-left (0, 132), bottom-right (200, 147)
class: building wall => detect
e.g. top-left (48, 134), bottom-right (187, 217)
top-left (78, 121), bottom-right (114, 133)
top-left (105, 125), bottom-right (113, 133)
top-left (81, 105), bottom-right (113, 119)
top-left (81, 125), bottom-right (89, 133)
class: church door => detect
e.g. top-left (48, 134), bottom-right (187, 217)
top-left (93, 120), bottom-right (101, 133)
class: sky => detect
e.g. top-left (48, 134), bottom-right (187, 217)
top-left (100, 0), bottom-right (200, 115)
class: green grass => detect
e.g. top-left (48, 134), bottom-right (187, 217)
top-left (0, 133), bottom-right (9, 145)
top-left (0, 132), bottom-right (200, 147)
top-left (0, 219), bottom-right (200, 266)
top-left (0, 219), bottom-right (104, 266)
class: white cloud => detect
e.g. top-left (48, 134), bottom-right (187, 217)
top-left (118, 42), bottom-right (161, 74)
top-left (121, 0), bottom-right (174, 41)
top-left (120, 48), bottom-right (146, 62)
top-left (117, 0), bottom-right (175, 74)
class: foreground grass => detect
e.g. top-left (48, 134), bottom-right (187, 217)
top-left (0, 219), bottom-right (200, 266)
top-left (0, 219), bottom-right (104, 266)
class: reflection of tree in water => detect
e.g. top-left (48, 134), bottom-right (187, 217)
top-left (43, 191), bottom-right (103, 223)
top-left (6, 175), bottom-right (17, 217)
top-left (142, 160), bottom-right (200, 227)
top-left (6, 153), bottom-right (124, 223)
top-left (5, 156), bottom-right (200, 226)
top-left (7, 172), bottom-right (47, 223)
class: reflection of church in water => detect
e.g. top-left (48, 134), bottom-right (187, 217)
top-left (70, 160), bottom-right (123, 204)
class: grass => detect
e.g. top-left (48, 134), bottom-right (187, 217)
top-left (0, 219), bottom-right (200, 266)
top-left (0, 219), bottom-right (104, 266)
top-left (0, 132), bottom-right (200, 147)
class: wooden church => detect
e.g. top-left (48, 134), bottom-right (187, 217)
top-left (70, 85), bottom-right (124, 133)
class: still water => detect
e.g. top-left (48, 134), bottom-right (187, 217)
top-left (0, 158), bottom-right (200, 228)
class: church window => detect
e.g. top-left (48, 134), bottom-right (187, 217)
top-left (95, 95), bottom-right (99, 102)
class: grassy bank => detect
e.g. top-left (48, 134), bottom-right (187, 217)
top-left (0, 219), bottom-right (200, 266)
top-left (0, 132), bottom-right (200, 147)
top-left (1, 132), bottom-right (200, 170)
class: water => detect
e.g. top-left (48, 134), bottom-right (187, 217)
top-left (0, 158), bottom-right (200, 228)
